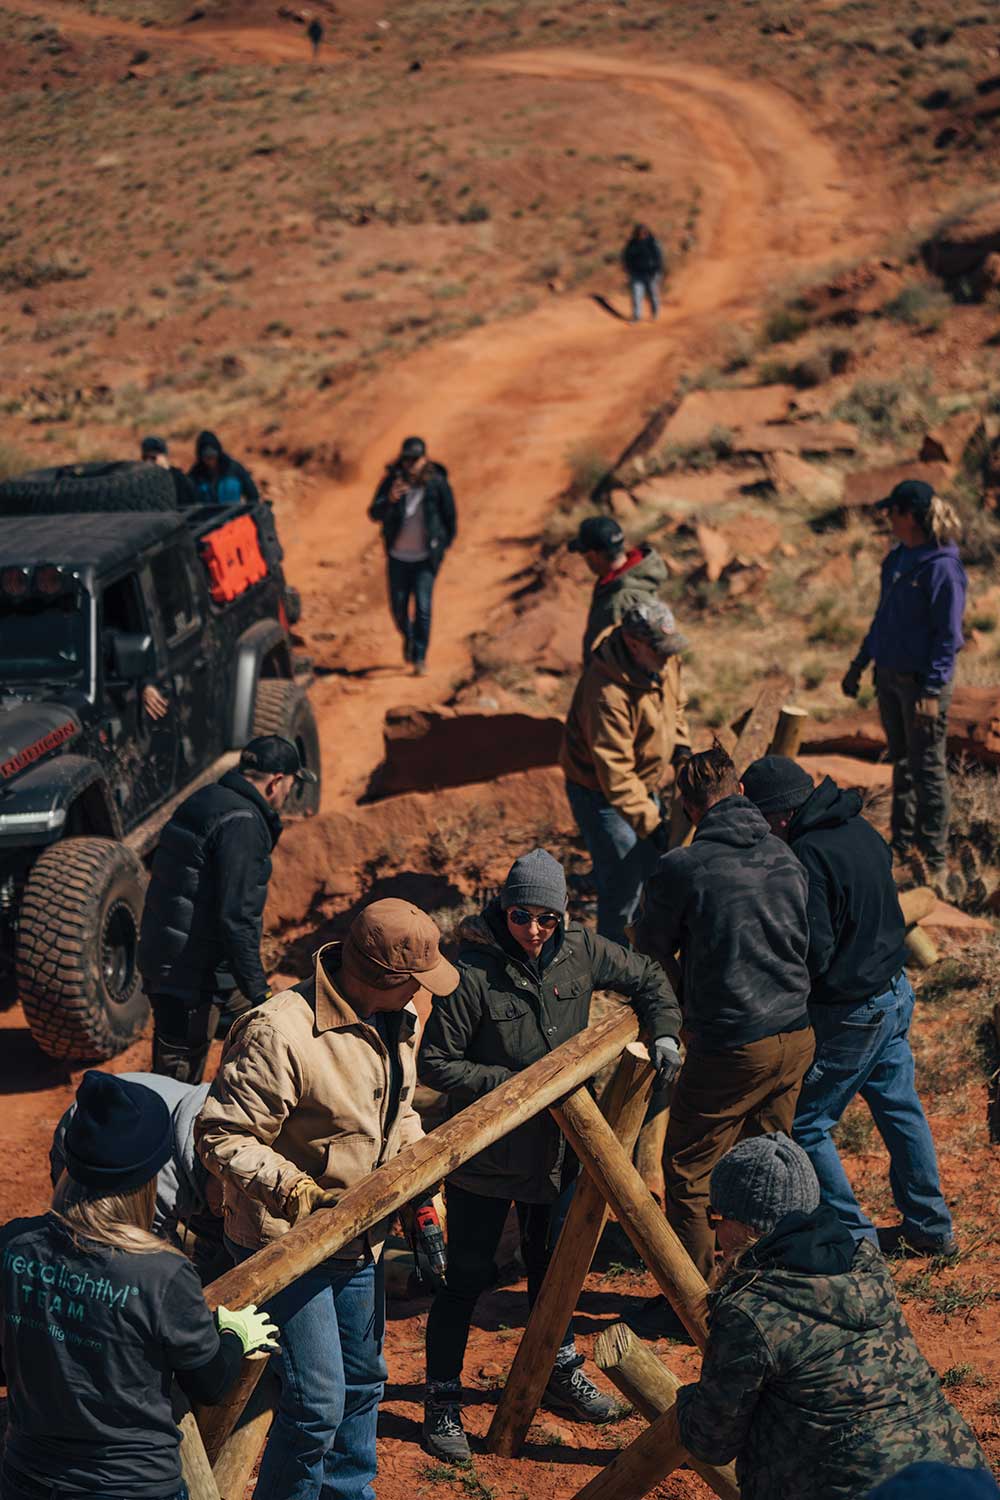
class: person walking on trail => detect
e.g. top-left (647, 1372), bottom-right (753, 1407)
top-left (569, 514), bottom-right (670, 663)
top-left (196, 899), bottom-right (459, 1500)
top-left (307, 16), bottom-right (323, 58)
top-left (139, 735), bottom-right (317, 1084)
top-left (842, 479), bottom-right (966, 884)
top-left (0, 1071), bottom-right (277, 1500)
top-left (674, 1133), bottom-right (992, 1500)
top-left (368, 435), bottom-right (456, 676)
top-left (630, 743), bottom-right (814, 1330)
top-left (622, 223), bottom-right (665, 322)
top-left (188, 429), bottom-right (260, 506)
top-left (560, 599), bottom-right (691, 945)
top-left (418, 848), bottom-right (682, 1462)
top-left (742, 755), bottom-right (956, 1258)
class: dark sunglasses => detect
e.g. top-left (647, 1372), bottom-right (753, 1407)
top-left (507, 908), bottom-right (561, 930)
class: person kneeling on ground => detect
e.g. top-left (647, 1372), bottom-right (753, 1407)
top-left (196, 899), bottom-right (459, 1500)
top-left (0, 1071), bottom-right (276, 1500)
top-left (675, 1133), bottom-right (992, 1500)
top-left (418, 847), bottom-right (682, 1462)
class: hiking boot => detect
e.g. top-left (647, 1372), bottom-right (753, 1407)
top-left (877, 1223), bottom-right (958, 1259)
top-left (625, 1294), bottom-right (696, 1344)
top-left (543, 1358), bottom-right (620, 1423)
top-left (422, 1396), bottom-right (471, 1462)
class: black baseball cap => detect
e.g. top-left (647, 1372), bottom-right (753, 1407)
top-left (399, 436), bottom-right (426, 462)
top-left (141, 435), bottom-right (168, 455)
top-left (568, 515), bottom-right (626, 554)
top-left (874, 479), bottom-right (934, 518)
top-left (239, 735), bottom-right (318, 783)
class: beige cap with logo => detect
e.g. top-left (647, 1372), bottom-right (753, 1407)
top-left (346, 898), bottom-right (459, 996)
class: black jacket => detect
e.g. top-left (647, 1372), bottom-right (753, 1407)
top-left (368, 462), bottom-right (457, 568)
top-left (188, 430), bottom-right (259, 507)
top-left (622, 234), bottom-right (664, 279)
top-left (419, 902), bottom-right (680, 1203)
top-left (787, 778), bottom-right (907, 1007)
top-left (634, 795), bottom-right (811, 1051)
top-left (138, 770), bottom-right (281, 1004)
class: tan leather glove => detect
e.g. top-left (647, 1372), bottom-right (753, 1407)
top-left (285, 1178), bottom-right (339, 1226)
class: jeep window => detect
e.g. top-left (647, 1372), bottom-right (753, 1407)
top-left (0, 592), bottom-right (87, 685)
top-left (101, 573), bottom-right (148, 677)
top-left (150, 547), bottom-right (199, 644)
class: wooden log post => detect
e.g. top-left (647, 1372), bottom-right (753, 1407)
top-left (732, 674), bottom-right (795, 776)
top-left (904, 925), bottom-right (939, 969)
top-left (594, 1323), bottom-right (739, 1500)
top-left (573, 1404), bottom-right (692, 1500)
top-left (634, 1089), bottom-right (669, 1206)
top-left (171, 1392), bottom-right (221, 1500)
top-left (211, 1370), bottom-right (278, 1500)
top-left (898, 885), bottom-right (940, 969)
top-left (898, 886), bottom-right (936, 927)
top-left (485, 1042), bottom-right (655, 1457)
top-left (768, 704), bottom-right (809, 758)
top-left (193, 1351), bottom-right (270, 1467)
top-left (551, 1088), bottom-right (710, 1347)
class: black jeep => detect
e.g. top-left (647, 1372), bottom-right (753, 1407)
top-left (0, 460), bottom-right (320, 1062)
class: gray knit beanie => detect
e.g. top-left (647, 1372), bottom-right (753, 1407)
top-left (500, 848), bottom-right (567, 912)
top-left (710, 1132), bottom-right (821, 1232)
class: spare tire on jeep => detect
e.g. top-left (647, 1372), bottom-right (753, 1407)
top-left (252, 679), bottom-right (321, 816)
top-left (0, 460), bottom-right (177, 516)
top-left (17, 837), bottom-right (150, 1061)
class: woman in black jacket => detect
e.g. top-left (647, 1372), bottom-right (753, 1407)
top-left (419, 848), bottom-right (681, 1462)
top-left (0, 1072), bottom-right (276, 1500)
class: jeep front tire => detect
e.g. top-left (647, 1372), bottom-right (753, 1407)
top-left (17, 838), bottom-right (150, 1061)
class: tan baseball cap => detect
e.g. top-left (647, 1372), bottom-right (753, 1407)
top-left (346, 898), bottom-right (459, 996)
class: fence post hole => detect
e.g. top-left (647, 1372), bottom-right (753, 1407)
top-left (194, 1350), bottom-right (270, 1466)
top-left (485, 1041), bottom-right (655, 1457)
top-left (593, 1322), bottom-right (739, 1500)
top-left (551, 1088), bottom-right (710, 1347)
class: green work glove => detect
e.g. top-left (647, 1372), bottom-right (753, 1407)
top-left (216, 1303), bottom-right (280, 1355)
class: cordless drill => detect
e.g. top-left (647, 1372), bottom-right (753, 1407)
top-left (405, 1192), bottom-right (447, 1291)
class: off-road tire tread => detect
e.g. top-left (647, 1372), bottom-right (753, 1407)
top-left (251, 680), bottom-right (321, 815)
top-left (0, 460), bottom-right (176, 515)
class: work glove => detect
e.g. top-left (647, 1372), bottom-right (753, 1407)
top-left (284, 1177), bottom-right (340, 1226)
top-left (651, 1036), bottom-right (683, 1089)
top-left (914, 695), bottom-right (940, 728)
top-left (840, 660), bottom-right (863, 699)
top-left (216, 1303), bottom-right (280, 1355)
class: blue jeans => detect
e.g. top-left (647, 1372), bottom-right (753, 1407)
top-left (387, 556), bottom-right (435, 665)
top-left (228, 1242), bottom-right (386, 1500)
top-left (565, 779), bottom-right (659, 944)
top-left (0, 1467), bottom-right (188, 1500)
top-left (629, 275), bottom-right (661, 320)
top-left (792, 973), bottom-right (953, 1244)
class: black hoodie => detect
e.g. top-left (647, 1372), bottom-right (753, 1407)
top-left (788, 778), bottom-right (906, 1007)
top-left (188, 429), bottom-right (259, 506)
top-left (635, 794), bottom-right (811, 1049)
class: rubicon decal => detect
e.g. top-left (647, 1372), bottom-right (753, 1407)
top-left (1, 720), bottom-right (78, 779)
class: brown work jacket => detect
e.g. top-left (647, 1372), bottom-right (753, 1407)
top-left (560, 625), bottom-right (690, 838)
top-left (195, 942), bottom-right (423, 1260)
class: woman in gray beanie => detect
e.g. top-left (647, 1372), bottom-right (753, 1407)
top-left (419, 847), bottom-right (681, 1461)
top-left (675, 1134), bottom-right (990, 1500)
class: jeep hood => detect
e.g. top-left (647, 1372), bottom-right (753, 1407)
top-left (0, 703), bottom-right (81, 786)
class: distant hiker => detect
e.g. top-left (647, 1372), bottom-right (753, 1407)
top-left (0, 1071), bottom-right (276, 1500)
top-left (631, 743), bottom-right (813, 1327)
top-left (139, 735), bottom-right (316, 1083)
top-left (569, 514), bottom-right (670, 662)
top-left (140, 433), bottom-right (199, 508)
top-left (674, 1134), bottom-right (992, 1500)
top-left (368, 435), bottom-right (457, 676)
top-left (622, 223), bottom-right (665, 322)
top-left (419, 848), bottom-right (681, 1462)
top-left (188, 429), bottom-right (260, 506)
top-left (842, 479), bottom-right (966, 882)
top-left (307, 16), bottom-right (323, 57)
top-left (743, 755), bottom-right (956, 1257)
top-left (197, 899), bottom-right (459, 1500)
top-left (561, 599), bottom-right (690, 944)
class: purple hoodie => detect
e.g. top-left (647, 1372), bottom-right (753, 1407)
top-left (857, 542), bottom-right (966, 695)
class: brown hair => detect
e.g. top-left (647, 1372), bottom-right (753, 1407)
top-left (51, 1173), bottom-right (175, 1257)
top-left (676, 741), bottom-right (740, 813)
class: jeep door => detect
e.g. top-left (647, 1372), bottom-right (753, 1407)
top-left (99, 569), bottom-right (178, 828)
top-left (146, 540), bottom-right (221, 779)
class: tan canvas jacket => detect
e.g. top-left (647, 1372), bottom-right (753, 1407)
top-left (195, 942), bottom-right (423, 1259)
top-left (560, 626), bottom-right (690, 838)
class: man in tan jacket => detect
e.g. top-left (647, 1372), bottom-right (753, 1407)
top-left (196, 898), bottom-right (459, 1500)
top-left (560, 599), bottom-right (690, 944)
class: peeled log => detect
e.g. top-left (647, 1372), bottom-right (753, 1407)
top-left (769, 705), bottom-right (809, 758)
top-left (905, 925), bottom-right (939, 970)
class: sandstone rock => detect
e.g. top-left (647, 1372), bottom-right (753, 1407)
top-left (631, 466), bottom-right (766, 513)
top-left (368, 703), bottom-right (564, 797)
top-left (918, 409), bottom-right (984, 466)
top-left (730, 421), bottom-right (857, 458)
top-left (662, 385), bottom-right (797, 446)
top-left (841, 461), bottom-right (951, 511)
top-left (808, 551), bottom-right (855, 590)
top-left (765, 451), bottom-right (844, 506)
top-left (715, 510), bottom-right (783, 561)
top-left (800, 688), bottom-right (1000, 766)
top-left (695, 521), bottom-right (733, 582)
top-left (475, 590), bottom-right (582, 676)
top-left (923, 194), bottom-right (1000, 278)
top-left (796, 754), bottom-right (893, 792)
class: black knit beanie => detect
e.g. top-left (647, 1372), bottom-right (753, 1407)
top-left (64, 1071), bottom-right (173, 1194)
top-left (742, 754), bottom-right (815, 815)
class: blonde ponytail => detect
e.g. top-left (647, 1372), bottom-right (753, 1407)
top-left (924, 495), bottom-right (963, 546)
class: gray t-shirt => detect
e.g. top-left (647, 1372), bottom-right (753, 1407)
top-left (389, 485), bottom-right (430, 562)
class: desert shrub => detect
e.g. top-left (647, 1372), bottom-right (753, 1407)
top-left (833, 370), bottom-right (940, 444)
top-left (883, 284), bottom-right (952, 328)
top-left (762, 303), bottom-right (809, 345)
top-left (808, 594), bottom-right (860, 645)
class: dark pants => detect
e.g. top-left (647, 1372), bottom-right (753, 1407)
top-left (425, 1183), bottom-right (571, 1384)
top-left (565, 779), bottom-right (660, 945)
top-left (150, 991), bottom-right (244, 1084)
top-left (1, 1464), bottom-right (188, 1500)
top-left (387, 557), bottom-right (435, 665)
top-left (664, 1026), bottom-right (815, 1280)
top-left (876, 668), bottom-right (953, 869)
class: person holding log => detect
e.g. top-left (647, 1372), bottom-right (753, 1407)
top-left (841, 479), bottom-right (966, 884)
top-left (561, 600), bottom-right (691, 944)
top-left (630, 743), bottom-right (814, 1335)
top-left (195, 899), bottom-right (460, 1500)
top-left (742, 755), bottom-right (956, 1257)
top-left (673, 1133), bottom-right (992, 1500)
top-left (418, 848), bottom-right (682, 1462)
top-left (0, 1071), bottom-right (277, 1500)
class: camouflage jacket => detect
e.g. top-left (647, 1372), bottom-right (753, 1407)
top-left (675, 1211), bottom-right (990, 1500)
